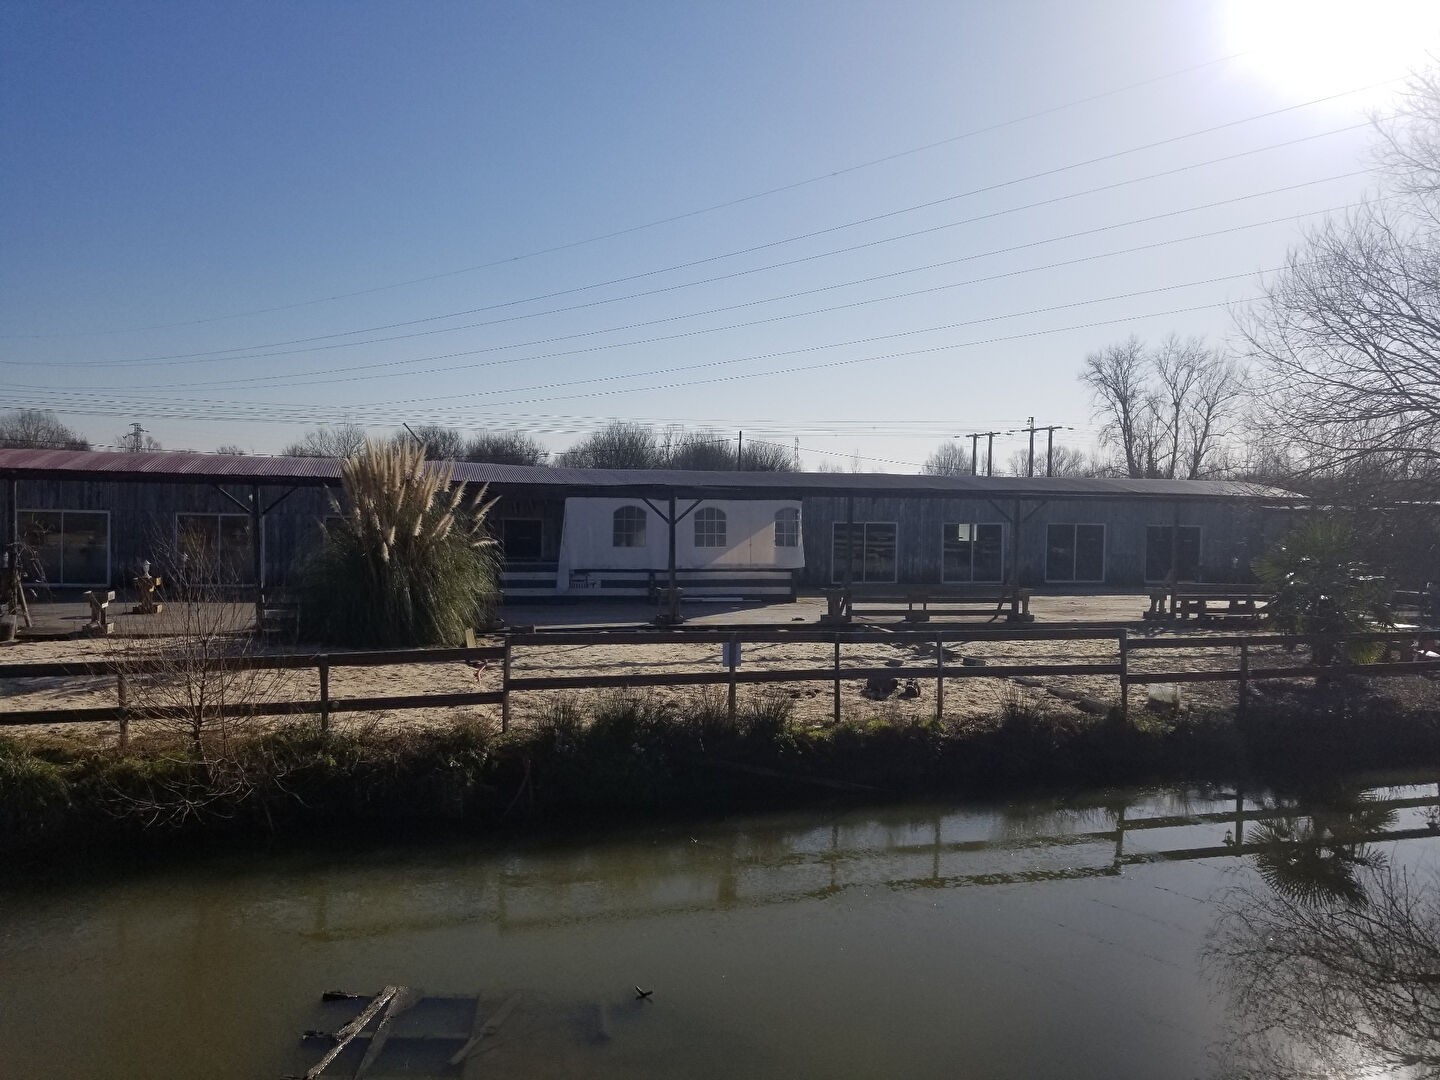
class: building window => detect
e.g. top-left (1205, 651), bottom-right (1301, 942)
top-left (1145, 525), bottom-right (1202, 582)
top-left (17, 510), bottom-right (110, 586)
top-left (175, 513), bottom-right (256, 584)
top-left (775, 507), bottom-right (800, 548)
top-left (941, 523), bottom-right (1004, 582)
top-left (1046, 523), bottom-right (1106, 583)
top-left (831, 522), bottom-right (898, 583)
top-left (694, 506), bottom-right (727, 548)
top-left (612, 506), bottom-right (647, 548)
top-left (500, 518), bottom-right (544, 561)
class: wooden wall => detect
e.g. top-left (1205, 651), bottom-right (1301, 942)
top-left (798, 495), bottom-right (1284, 588)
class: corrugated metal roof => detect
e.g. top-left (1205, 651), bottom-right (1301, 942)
top-left (0, 448), bottom-right (1299, 502)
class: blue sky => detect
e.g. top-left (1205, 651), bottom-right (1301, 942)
top-left (3, 1), bottom-right (1438, 468)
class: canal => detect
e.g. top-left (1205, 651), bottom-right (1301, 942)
top-left (4, 775), bottom-right (1440, 1078)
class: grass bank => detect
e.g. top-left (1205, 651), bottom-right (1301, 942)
top-left (7, 679), bottom-right (1440, 867)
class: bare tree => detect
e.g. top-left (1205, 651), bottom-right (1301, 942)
top-left (1241, 71), bottom-right (1440, 499)
top-left (393, 424), bottom-right (465, 461)
top-left (214, 444), bottom-right (249, 456)
top-left (1002, 445), bottom-right (1097, 477)
top-left (280, 421), bottom-right (369, 459)
top-left (555, 421), bottom-right (662, 469)
top-left (922, 442), bottom-right (972, 476)
top-left (463, 430), bottom-right (548, 466)
top-left (1080, 335), bottom-right (1242, 478)
top-left (0, 409), bottom-right (90, 450)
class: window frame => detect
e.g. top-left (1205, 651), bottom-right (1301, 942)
top-left (611, 505), bottom-right (648, 548)
top-left (693, 506), bottom-right (728, 548)
top-left (15, 508), bottom-right (112, 587)
top-left (939, 521), bottom-right (1006, 584)
top-left (774, 507), bottom-right (801, 549)
top-left (830, 521), bottom-right (899, 584)
top-left (1044, 522), bottom-right (1107, 584)
top-left (174, 511), bottom-right (260, 585)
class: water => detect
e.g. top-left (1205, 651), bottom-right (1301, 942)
top-left (4, 778), bottom-right (1440, 1079)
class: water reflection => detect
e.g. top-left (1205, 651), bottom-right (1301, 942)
top-left (5, 779), bottom-right (1440, 1080)
top-left (1210, 859), bottom-right (1440, 1078)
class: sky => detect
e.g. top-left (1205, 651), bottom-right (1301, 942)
top-left (3, 0), bottom-right (1440, 470)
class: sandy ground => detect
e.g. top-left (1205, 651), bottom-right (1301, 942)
top-left (0, 592), bottom-right (1343, 751)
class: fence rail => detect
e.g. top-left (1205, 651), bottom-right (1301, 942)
top-left (2, 625), bottom-right (1437, 733)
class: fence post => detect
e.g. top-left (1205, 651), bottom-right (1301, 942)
top-left (1118, 629), bottom-right (1129, 725)
top-left (117, 672), bottom-right (129, 751)
top-left (1238, 640), bottom-right (1249, 722)
top-left (833, 634), bottom-right (841, 724)
top-left (318, 655), bottom-right (330, 736)
top-left (935, 633), bottom-right (944, 723)
top-left (727, 634), bottom-right (738, 725)
top-left (501, 638), bottom-right (513, 734)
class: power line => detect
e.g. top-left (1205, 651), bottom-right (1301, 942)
top-left (0, 295), bottom-right (1253, 427)
top-left (3, 51), bottom-right (1251, 340)
top-left (45, 176), bottom-right (1369, 395)
top-left (51, 109), bottom-right (1378, 368)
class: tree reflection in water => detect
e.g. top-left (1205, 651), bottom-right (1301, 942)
top-left (1207, 790), bottom-right (1440, 1079)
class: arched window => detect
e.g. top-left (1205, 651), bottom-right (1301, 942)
top-left (694, 506), bottom-right (727, 548)
top-left (774, 507), bottom-right (800, 548)
top-left (612, 505), bottom-right (647, 547)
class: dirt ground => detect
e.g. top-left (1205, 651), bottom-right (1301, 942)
top-left (1, 593), bottom-right (1345, 752)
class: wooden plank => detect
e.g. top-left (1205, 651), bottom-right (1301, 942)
top-left (304, 985), bottom-right (400, 1080)
top-left (450, 992), bottom-right (521, 1068)
top-left (353, 986), bottom-right (422, 1079)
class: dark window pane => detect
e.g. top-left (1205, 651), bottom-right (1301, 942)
top-left (974, 523), bottom-right (1004, 582)
top-left (19, 511), bottom-right (63, 585)
top-left (865, 523), bottom-right (897, 582)
top-left (942, 523), bottom-right (974, 583)
top-left (218, 516), bottom-right (254, 583)
top-left (501, 519), bottom-right (543, 560)
top-left (1145, 526), bottom-right (1201, 581)
top-left (1046, 524), bottom-right (1076, 581)
top-left (62, 513), bottom-right (109, 584)
top-left (1075, 524), bottom-right (1106, 581)
top-left (831, 523), bottom-right (858, 583)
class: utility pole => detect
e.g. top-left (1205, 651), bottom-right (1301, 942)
top-left (959, 431), bottom-right (1006, 476)
top-left (736, 430), bottom-right (743, 470)
top-left (1013, 420), bottom-right (1074, 476)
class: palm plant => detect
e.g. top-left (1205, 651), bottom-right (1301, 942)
top-left (1253, 520), bottom-right (1392, 664)
top-left (300, 440), bottom-right (500, 647)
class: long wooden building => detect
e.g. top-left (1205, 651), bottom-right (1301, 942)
top-left (0, 449), bottom-right (1296, 603)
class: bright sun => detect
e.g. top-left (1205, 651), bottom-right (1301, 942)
top-left (1225, 0), bottom-right (1440, 103)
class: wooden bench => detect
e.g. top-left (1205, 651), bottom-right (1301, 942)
top-left (259, 605), bottom-right (300, 642)
top-left (1168, 583), bottom-right (1272, 622)
top-left (826, 585), bottom-right (1032, 624)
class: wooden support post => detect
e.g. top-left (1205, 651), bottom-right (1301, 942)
top-left (501, 638), bottom-right (512, 734)
top-left (842, 495), bottom-right (855, 614)
top-left (250, 483), bottom-right (264, 632)
top-left (1118, 628), bottom-right (1129, 725)
top-left (117, 673), bottom-right (129, 751)
top-left (1009, 498), bottom-right (1023, 620)
top-left (833, 635), bottom-right (841, 724)
top-left (318, 656), bottom-right (330, 735)
top-left (667, 491), bottom-right (678, 603)
top-left (1238, 640), bottom-right (1249, 722)
top-left (935, 633), bottom-right (944, 722)
top-left (727, 634), bottom-right (738, 724)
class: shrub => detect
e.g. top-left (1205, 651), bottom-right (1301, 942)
top-left (1254, 520), bottom-right (1392, 663)
top-left (300, 440), bottom-right (501, 646)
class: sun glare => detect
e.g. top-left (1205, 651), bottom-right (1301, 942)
top-left (1225, 0), bottom-right (1440, 103)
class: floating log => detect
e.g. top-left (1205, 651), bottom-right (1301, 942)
top-left (303, 985), bottom-right (400, 1080)
top-left (353, 986), bottom-right (422, 1079)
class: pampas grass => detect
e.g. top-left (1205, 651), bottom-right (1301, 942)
top-left (300, 440), bottom-right (501, 646)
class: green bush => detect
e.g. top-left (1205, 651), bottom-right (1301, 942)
top-left (299, 440), bottom-right (501, 647)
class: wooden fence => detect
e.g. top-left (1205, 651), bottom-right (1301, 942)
top-left (2, 626), bottom-right (1439, 734)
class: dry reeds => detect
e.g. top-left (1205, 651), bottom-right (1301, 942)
top-left (301, 440), bottom-right (501, 646)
